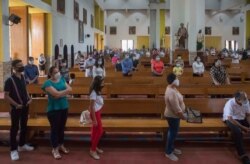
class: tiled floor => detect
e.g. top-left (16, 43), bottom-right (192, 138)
top-left (0, 139), bottom-right (244, 164)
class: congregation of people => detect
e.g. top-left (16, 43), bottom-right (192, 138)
top-left (3, 45), bottom-right (250, 163)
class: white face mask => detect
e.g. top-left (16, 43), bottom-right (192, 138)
top-left (98, 61), bottom-right (102, 65)
top-left (29, 61), bottom-right (34, 65)
top-left (54, 72), bottom-right (61, 80)
top-left (172, 79), bottom-right (180, 87)
top-left (197, 59), bottom-right (201, 62)
top-left (156, 57), bottom-right (160, 61)
top-left (125, 55), bottom-right (129, 59)
top-left (176, 64), bottom-right (181, 67)
top-left (215, 61), bottom-right (221, 67)
top-left (242, 100), bottom-right (249, 107)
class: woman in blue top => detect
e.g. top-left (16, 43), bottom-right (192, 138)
top-left (42, 66), bottom-right (72, 160)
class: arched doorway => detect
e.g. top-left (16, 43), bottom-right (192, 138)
top-left (63, 45), bottom-right (68, 66)
top-left (71, 45), bottom-right (74, 68)
top-left (87, 45), bottom-right (89, 54)
top-left (55, 44), bottom-right (59, 60)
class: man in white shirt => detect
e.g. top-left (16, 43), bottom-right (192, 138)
top-left (223, 91), bottom-right (250, 164)
top-left (84, 54), bottom-right (96, 77)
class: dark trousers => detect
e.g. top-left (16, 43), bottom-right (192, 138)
top-left (47, 109), bottom-right (68, 148)
top-left (225, 119), bottom-right (249, 157)
top-left (10, 106), bottom-right (29, 151)
top-left (165, 117), bottom-right (180, 154)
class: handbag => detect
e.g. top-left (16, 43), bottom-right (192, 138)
top-left (185, 107), bottom-right (203, 123)
top-left (80, 109), bottom-right (92, 125)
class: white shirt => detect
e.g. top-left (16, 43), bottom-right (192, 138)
top-left (192, 61), bottom-right (204, 74)
top-left (223, 98), bottom-right (250, 121)
top-left (90, 90), bottom-right (104, 112)
top-left (84, 58), bottom-right (96, 77)
top-left (93, 66), bottom-right (106, 78)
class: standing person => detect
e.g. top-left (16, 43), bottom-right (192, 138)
top-left (197, 29), bottom-right (204, 51)
top-left (60, 59), bottom-right (70, 83)
top-left (38, 53), bottom-right (46, 76)
top-left (24, 57), bottom-right (39, 84)
top-left (93, 57), bottom-right (106, 78)
top-left (121, 54), bottom-right (133, 76)
top-left (164, 73), bottom-right (186, 162)
top-left (210, 59), bottom-right (230, 85)
top-left (89, 76), bottom-right (105, 160)
top-left (42, 66), bottom-right (72, 159)
top-left (4, 59), bottom-right (34, 161)
top-left (192, 56), bottom-right (205, 77)
top-left (115, 58), bottom-right (122, 72)
top-left (177, 23), bottom-right (188, 49)
top-left (223, 91), bottom-right (250, 164)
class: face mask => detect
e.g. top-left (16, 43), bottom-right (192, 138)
top-left (197, 59), bottom-right (201, 62)
top-left (215, 62), bottom-right (221, 67)
top-left (62, 63), bottom-right (67, 67)
top-left (242, 100), bottom-right (249, 107)
top-left (176, 64), bottom-right (181, 67)
top-left (178, 57), bottom-right (181, 60)
top-left (98, 61), bottom-right (102, 65)
top-left (89, 57), bottom-right (93, 60)
top-left (156, 57), bottom-right (160, 61)
top-left (54, 72), bottom-right (61, 80)
top-left (172, 79), bottom-right (180, 87)
top-left (29, 61), bottom-right (34, 65)
top-left (16, 66), bottom-right (24, 73)
top-left (125, 55), bottom-right (129, 59)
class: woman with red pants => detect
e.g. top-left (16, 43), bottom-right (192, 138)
top-left (89, 76), bottom-right (104, 160)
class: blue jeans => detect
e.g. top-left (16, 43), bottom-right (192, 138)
top-left (165, 117), bottom-right (180, 154)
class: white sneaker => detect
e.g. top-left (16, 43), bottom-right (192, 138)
top-left (90, 151), bottom-right (100, 160)
top-left (165, 153), bottom-right (179, 161)
top-left (10, 150), bottom-right (19, 161)
top-left (173, 148), bottom-right (182, 155)
top-left (18, 144), bottom-right (34, 152)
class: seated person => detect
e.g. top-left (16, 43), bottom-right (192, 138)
top-left (111, 54), bottom-right (119, 65)
top-left (173, 63), bottom-right (183, 77)
top-left (78, 55), bottom-right (85, 71)
top-left (24, 57), bottom-right (39, 84)
top-left (151, 56), bottom-right (164, 76)
top-left (231, 53), bottom-right (240, 64)
top-left (210, 59), bottom-right (230, 85)
top-left (174, 55), bottom-right (184, 68)
top-left (121, 54), bottom-right (133, 76)
top-left (93, 57), bottom-right (106, 78)
top-left (75, 51), bottom-right (82, 65)
top-left (115, 59), bottom-right (122, 72)
top-left (132, 55), bottom-right (139, 70)
top-left (192, 56), bottom-right (204, 77)
top-left (223, 91), bottom-right (250, 164)
top-left (210, 47), bottom-right (216, 56)
top-left (60, 59), bottom-right (70, 83)
top-left (84, 54), bottom-right (96, 77)
top-left (69, 73), bottom-right (75, 85)
top-left (145, 51), bottom-right (151, 57)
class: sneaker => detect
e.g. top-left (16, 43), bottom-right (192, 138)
top-left (10, 150), bottom-right (19, 161)
top-left (52, 148), bottom-right (62, 160)
top-left (59, 145), bottom-right (69, 154)
top-left (18, 144), bottom-right (34, 152)
top-left (90, 150), bottom-right (100, 160)
top-left (173, 148), bottom-right (182, 155)
top-left (96, 147), bottom-right (104, 154)
top-left (165, 153), bottom-right (179, 161)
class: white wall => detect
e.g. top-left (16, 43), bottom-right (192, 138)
top-left (105, 10), bottom-right (149, 49)
top-left (205, 10), bottom-right (245, 49)
top-left (51, 0), bottom-right (95, 55)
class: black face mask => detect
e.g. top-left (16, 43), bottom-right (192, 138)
top-left (16, 66), bottom-right (24, 73)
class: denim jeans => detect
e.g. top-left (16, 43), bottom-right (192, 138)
top-left (165, 117), bottom-right (180, 154)
top-left (225, 119), bottom-right (249, 157)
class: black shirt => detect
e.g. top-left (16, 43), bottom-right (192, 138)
top-left (4, 74), bottom-right (29, 107)
top-left (115, 63), bottom-right (122, 72)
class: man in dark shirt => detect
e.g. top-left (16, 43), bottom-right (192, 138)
top-left (4, 59), bottom-right (34, 161)
top-left (24, 57), bottom-right (39, 84)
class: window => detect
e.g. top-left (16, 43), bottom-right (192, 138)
top-left (121, 40), bottom-right (134, 51)
top-left (225, 40), bottom-right (238, 51)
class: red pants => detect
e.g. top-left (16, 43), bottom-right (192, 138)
top-left (90, 110), bottom-right (103, 151)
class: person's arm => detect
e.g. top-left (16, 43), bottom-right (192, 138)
top-left (168, 93), bottom-right (186, 120)
top-left (4, 92), bottom-right (23, 109)
top-left (92, 66), bottom-right (97, 78)
top-left (201, 63), bottom-right (205, 74)
top-left (228, 116), bottom-right (250, 132)
top-left (192, 63), bottom-right (198, 74)
top-left (89, 99), bottom-right (97, 126)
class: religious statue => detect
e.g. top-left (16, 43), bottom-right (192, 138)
top-left (197, 29), bottom-right (204, 51)
top-left (177, 23), bottom-right (188, 49)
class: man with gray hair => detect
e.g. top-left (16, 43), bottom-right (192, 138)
top-left (223, 91), bottom-right (250, 164)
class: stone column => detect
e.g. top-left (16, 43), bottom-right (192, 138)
top-left (149, 9), bottom-right (156, 49)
